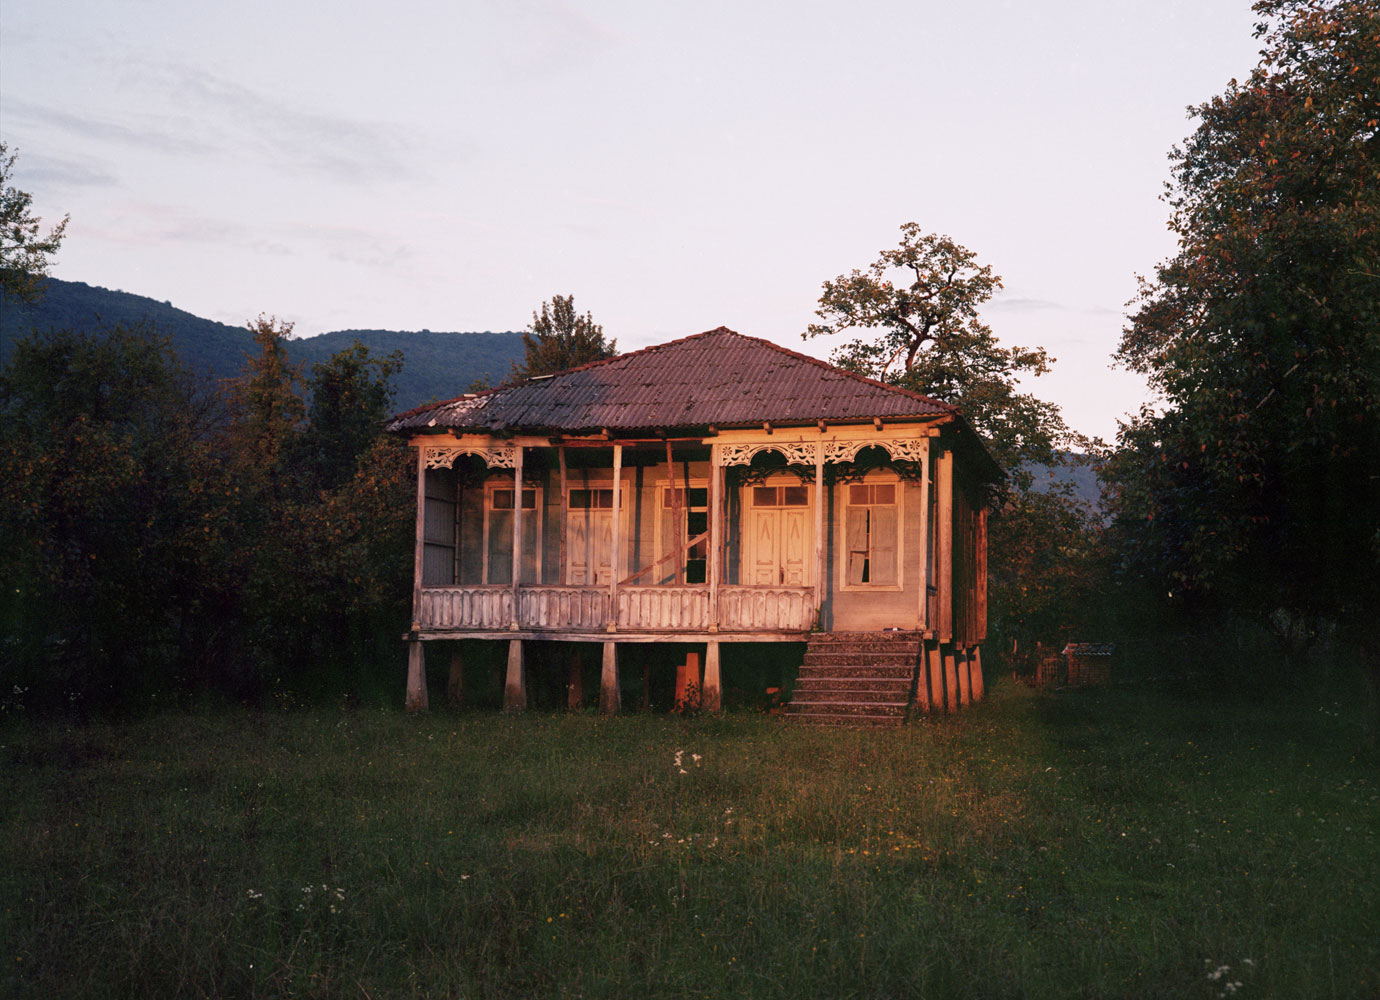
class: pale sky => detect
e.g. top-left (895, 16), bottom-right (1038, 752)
top-left (2, 0), bottom-right (1263, 441)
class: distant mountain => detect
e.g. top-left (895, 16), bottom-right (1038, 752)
top-left (1028, 456), bottom-right (1103, 511)
top-left (0, 278), bottom-right (525, 410)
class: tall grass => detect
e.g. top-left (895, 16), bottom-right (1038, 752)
top-left (2, 680), bottom-right (1375, 998)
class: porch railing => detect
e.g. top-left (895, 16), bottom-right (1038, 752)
top-left (417, 584), bottom-right (814, 633)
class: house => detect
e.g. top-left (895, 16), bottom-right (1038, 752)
top-left (386, 328), bottom-right (1000, 723)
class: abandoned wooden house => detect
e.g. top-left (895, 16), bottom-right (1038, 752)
top-left (387, 328), bottom-right (1000, 725)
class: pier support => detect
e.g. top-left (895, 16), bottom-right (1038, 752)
top-left (406, 640), bottom-right (428, 713)
top-left (599, 641), bottom-right (620, 715)
top-left (703, 641), bottom-right (722, 712)
top-left (503, 639), bottom-right (526, 711)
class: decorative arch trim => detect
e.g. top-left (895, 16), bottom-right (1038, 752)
top-left (423, 444), bottom-right (518, 470)
top-left (719, 441), bottom-right (817, 467)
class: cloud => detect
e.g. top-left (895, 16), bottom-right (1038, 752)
top-left (4, 99), bottom-right (217, 159)
top-left (151, 66), bottom-right (423, 185)
top-left (5, 148), bottom-right (119, 191)
top-left (989, 295), bottom-right (1122, 317)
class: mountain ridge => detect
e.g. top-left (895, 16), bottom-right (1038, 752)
top-left (0, 278), bottom-right (525, 410)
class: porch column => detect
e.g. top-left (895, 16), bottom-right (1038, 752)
top-left (558, 447), bottom-right (569, 586)
top-left (703, 640), bottom-right (722, 712)
top-left (406, 640), bottom-right (428, 712)
top-left (957, 645), bottom-right (971, 707)
top-left (503, 639), bottom-right (526, 710)
top-left (608, 444), bottom-right (623, 630)
top-left (447, 646), bottom-right (464, 708)
top-left (917, 437), bottom-right (932, 630)
top-left (814, 443), bottom-right (826, 623)
top-left (599, 641), bottom-right (620, 714)
top-left (412, 446), bottom-right (426, 629)
top-left (937, 449), bottom-right (954, 644)
top-left (567, 648), bottom-right (584, 709)
top-left (708, 444), bottom-right (721, 629)
top-left (970, 646), bottom-right (985, 702)
top-left (943, 643), bottom-right (959, 713)
top-left (510, 444), bottom-right (524, 630)
top-left (927, 640), bottom-right (944, 713)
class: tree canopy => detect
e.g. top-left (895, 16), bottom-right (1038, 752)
top-left (510, 294), bottom-right (616, 380)
top-left (0, 142), bottom-right (68, 303)
top-left (1108, 0), bottom-right (1380, 635)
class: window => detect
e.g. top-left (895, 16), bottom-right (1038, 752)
top-left (661, 485), bottom-right (709, 584)
top-left (751, 485), bottom-right (808, 507)
top-left (485, 485), bottom-right (541, 584)
top-left (569, 488), bottom-right (613, 509)
top-left (844, 481), bottom-right (899, 587)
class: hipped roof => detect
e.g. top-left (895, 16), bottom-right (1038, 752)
top-left (389, 327), bottom-right (958, 435)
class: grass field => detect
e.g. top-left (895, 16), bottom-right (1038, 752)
top-left (2, 678), bottom-right (1376, 999)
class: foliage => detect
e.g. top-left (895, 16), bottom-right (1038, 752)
top-left (0, 142), bottom-right (68, 303)
top-left (0, 325), bottom-right (225, 708)
top-left (511, 293), bottom-right (616, 380)
top-left (4, 685), bottom-right (1376, 997)
top-left (1108, 1), bottom-right (1380, 649)
top-left (807, 225), bottom-right (1103, 651)
top-left (0, 315), bottom-right (414, 711)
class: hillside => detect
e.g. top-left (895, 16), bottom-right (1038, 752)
top-left (0, 278), bottom-right (525, 410)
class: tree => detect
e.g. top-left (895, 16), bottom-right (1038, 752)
top-left (225, 315), bottom-right (306, 489)
top-left (510, 294), bottom-right (616, 380)
top-left (1108, 0), bottom-right (1380, 693)
top-left (807, 224), bottom-right (1083, 483)
top-left (806, 224), bottom-right (1101, 655)
top-left (299, 340), bottom-right (403, 491)
top-left (1, 142), bottom-right (68, 303)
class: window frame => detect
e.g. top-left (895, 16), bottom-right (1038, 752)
top-left (481, 481), bottom-right (543, 585)
top-left (837, 473), bottom-right (904, 592)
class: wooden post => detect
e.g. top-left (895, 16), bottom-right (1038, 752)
top-left (567, 648), bottom-right (584, 710)
top-left (666, 438), bottom-right (682, 585)
top-left (814, 442), bottom-right (826, 623)
top-left (957, 645), bottom-right (971, 708)
top-left (510, 445), bottom-right (524, 629)
top-left (943, 643), bottom-right (959, 714)
top-left (609, 444), bottom-right (623, 629)
top-left (558, 446), bottom-right (569, 586)
top-left (709, 445), bottom-right (722, 629)
top-left (599, 641), bottom-right (620, 714)
top-left (913, 641), bottom-right (931, 713)
top-left (937, 449), bottom-right (954, 644)
top-left (703, 640), bottom-right (721, 711)
top-left (970, 646), bottom-right (985, 702)
top-left (927, 641), bottom-right (944, 713)
top-left (676, 651), bottom-right (701, 710)
top-left (412, 447), bottom-right (426, 628)
top-left (447, 646), bottom-right (464, 708)
top-left (917, 437), bottom-right (931, 630)
top-left (406, 640), bottom-right (428, 712)
top-left (503, 639), bottom-right (525, 711)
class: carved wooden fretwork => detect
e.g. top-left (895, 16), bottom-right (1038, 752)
top-left (821, 438), bottom-right (927, 465)
top-left (423, 444), bottom-right (518, 469)
top-left (719, 441), bottom-right (818, 467)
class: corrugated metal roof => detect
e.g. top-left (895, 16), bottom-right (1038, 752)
top-left (387, 327), bottom-right (956, 434)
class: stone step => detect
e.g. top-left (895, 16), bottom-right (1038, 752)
top-left (785, 698), bottom-right (907, 716)
top-left (812, 631), bottom-right (923, 642)
top-left (793, 682), bottom-right (912, 699)
top-left (803, 651), bottom-right (918, 666)
top-left (796, 663), bottom-right (914, 680)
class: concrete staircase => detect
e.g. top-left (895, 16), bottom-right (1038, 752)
top-left (783, 632), bottom-right (923, 727)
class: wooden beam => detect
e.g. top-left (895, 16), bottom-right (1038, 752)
top-left (609, 444), bottom-right (623, 629)
top-left (709, 445), bottom-right (722, 629)
top-left (503, 638), bottom-right (525, 710)
top-left (447, 646), bottom-right (464, 708)
top-left (927, 640), bottom-right (944, 713)
top-left (558, 446), bottom-right (569, 586)
top-left (957, 645), bottom-right (971, 707)
top-left (763, 421), bottom-right (773, 435)
top-left (873, 417), bottom-right (883, 431)
top-left (814, 444), bottom-right (826, 624)
top-left (703, 641), bottom-right (722, 712)
top-left (937, 448), bottom-right (954, 644)
top-left (412, 447), bottom-right (426, 629)
top-left (970, 646), bottom-right (985, 702)
top-left (599, 641), bottom-right (620, 714)
top-left (917, 437), bottom-right (931, 630)
top-left (943, 643), bottom-right (958, 713)
top-left (406, 640), bottom-right (428, 712)
top-left (510, 445), bottom-right (524, 630)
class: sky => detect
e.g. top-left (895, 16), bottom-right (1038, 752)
top-left (2, 0), bottom-right (1264, 442)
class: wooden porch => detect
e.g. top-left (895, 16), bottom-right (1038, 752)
top-left (415, 583), bottom-right (816, 635)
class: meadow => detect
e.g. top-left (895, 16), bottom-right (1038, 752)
top-left (2, 678), bottom-right (1376, 999)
